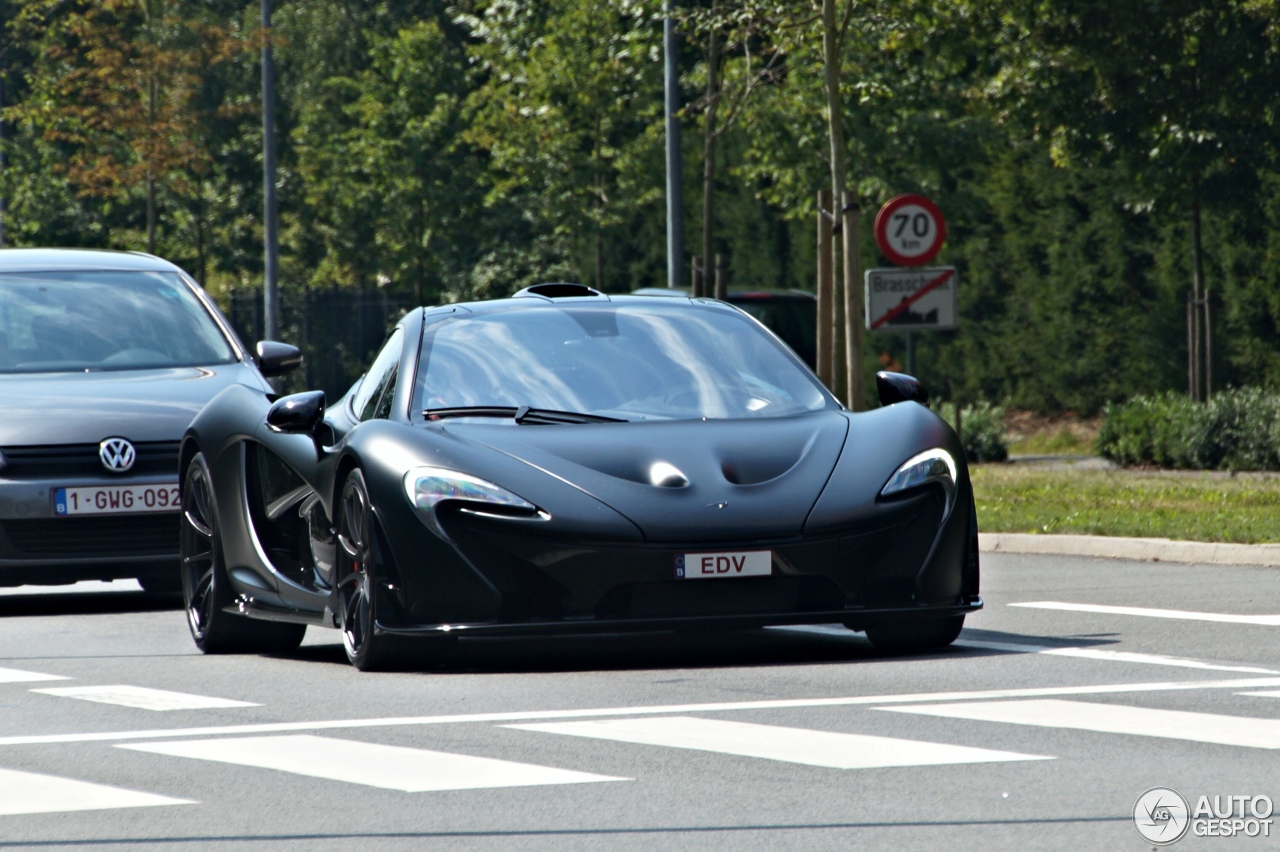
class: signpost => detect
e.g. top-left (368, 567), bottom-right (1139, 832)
top-left (868, 194), bottom-right (952, 375)
top-left (866, 267), bottom-right (958, 331)
top-left (873, 194), bottom-right (946, 267)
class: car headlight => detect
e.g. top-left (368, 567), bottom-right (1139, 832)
top-left (403, 466), bottom-right (546, 538)
top-left (880, 448), bottom-right (956, 510)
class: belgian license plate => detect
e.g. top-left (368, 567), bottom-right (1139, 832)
top-left (675, 550), bottom-right (772, 579)
top-left (53, 483), bottom-right (181, 516)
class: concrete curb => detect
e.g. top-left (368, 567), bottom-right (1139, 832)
top-left (979, 533), bottom-right (1280, 567)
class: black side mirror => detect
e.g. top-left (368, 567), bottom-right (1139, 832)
top-left (266, 391), bottom-right (326, 435)
top-left (256, 340), bottom-right (303, 377)
top-left (876, 371), bottom-right (929, 406)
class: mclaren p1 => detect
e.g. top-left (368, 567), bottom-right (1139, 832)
top-left (179, 283), bottom-right (980, 670)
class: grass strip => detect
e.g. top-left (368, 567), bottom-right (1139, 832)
top-left (971, 464), bottom-right (1280, 544)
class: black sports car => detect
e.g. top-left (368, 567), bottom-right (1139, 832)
top-left (180, 283), bottom-right (980, 669)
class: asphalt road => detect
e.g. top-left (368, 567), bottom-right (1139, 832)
top-left (1, 552), bottom-right (1278, 851)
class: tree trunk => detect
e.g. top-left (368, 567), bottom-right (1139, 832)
top-left (842, 190), bottom-right (863, 409)
top-left (195, 201), bottom-right (206, 285)
top-left (701, 26), bottom-right (721, 300)
top-left (816, 190), bottom-right (834, 388)
top-left (821, 0), bottom-right (863, 410)
top-left (594, 116), bottom-right (604, 291)
top-left (1191, 177), bottom-right (1209, 400)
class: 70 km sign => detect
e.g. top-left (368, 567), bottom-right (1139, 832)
top-left (874, 194), bottom-right (946, 267)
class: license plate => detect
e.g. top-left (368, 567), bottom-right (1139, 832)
top-left (675, 550), bottom-right (772, 579)
top-left (53, 483), bottom-right (181, 516)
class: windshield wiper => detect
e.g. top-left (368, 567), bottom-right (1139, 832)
top-left (422, 405), bottom-right (626, 425)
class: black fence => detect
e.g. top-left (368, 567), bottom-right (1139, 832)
top-left (224, 287), bottom-right (416, 400)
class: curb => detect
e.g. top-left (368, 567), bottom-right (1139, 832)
top-left (979, 533), bottom-right (1280, 567)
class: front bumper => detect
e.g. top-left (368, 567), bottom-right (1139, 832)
top-left (376, 597), bottom-right (983, 638)
top-left (0, 474), bottom-right (180, 584)
top-left (375, 485), bottom-right (977, 633)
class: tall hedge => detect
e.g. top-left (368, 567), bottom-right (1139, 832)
top-left (1097, 389), bottom-right (1280, 471)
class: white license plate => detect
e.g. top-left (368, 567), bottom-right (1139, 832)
top-left (675, 550), bottom-right (772, 579)
top-left (53, 483), bottom-right (181, 516)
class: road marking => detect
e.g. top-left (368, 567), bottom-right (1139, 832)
top-left (957, 639), bottom-right (1279, 675)
top-left (4, 677), bottom-right (1280, 747)
top-left (881, 699), bottom-right (1280, 749)
top-left (1009, 601), bottom-right (1280, 626)
top-left (507, 716), bottom-right (1050, 769)
top-left (0, 667), bottom-right (68, 684)
top-left (31, 685), bottom-right (259, 711)
top-left (1238, 691), bottom-right (1280, 698)
top-left (118, 735), bottom-right (626, 792)
top-left (0, 767), bottom-right (192, 816)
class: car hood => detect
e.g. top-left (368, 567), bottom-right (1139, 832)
top-left (449, 412), bottom-right (849, 543)
top-left (0, 363), bottom-right (266, 446)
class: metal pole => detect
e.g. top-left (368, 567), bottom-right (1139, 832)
top-left (905, 330), bottom-right (915, 376)
top-left (663, 0), bottom-right (684, 288)
top-left (262, 0), bottom-right (280, 342)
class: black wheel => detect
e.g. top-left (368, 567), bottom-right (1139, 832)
top-left (335, 469), bottom-right (402, 671)
top-left (864, 614), bottom-right (965, 654)
top-left (180, 452), bottom-right (306, 654)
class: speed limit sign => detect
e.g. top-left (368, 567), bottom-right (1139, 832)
top-left (874, 194), bottom-right (946, 267)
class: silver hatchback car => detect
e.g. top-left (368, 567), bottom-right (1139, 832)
top-left (0, 248), bottom-right (300, 591)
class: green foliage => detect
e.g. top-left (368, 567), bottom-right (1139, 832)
top-left (935, 400), bottom-right (1008, 463)
top-left (1, 0), bottom-right (1280, 422)
top-left (1098, 388), bottom-right (1280, 471)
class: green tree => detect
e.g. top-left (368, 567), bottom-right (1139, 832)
top-left (7, 0), bottom-right (247, 258)
top-left (460, 0), bottom-right (665, 291)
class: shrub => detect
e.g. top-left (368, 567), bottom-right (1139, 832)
top-left (937, 400), bottom-right (1009, 463)
top-left (1097, 388), bottom-right (1280, 471)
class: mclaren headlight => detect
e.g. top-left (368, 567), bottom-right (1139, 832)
top-left (879, 448), bottom-right (957, 511)
top-left (403, 466), bottom-right (546, 539)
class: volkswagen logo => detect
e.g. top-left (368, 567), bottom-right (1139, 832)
top-left (99, 438), bottom-right (137, 473)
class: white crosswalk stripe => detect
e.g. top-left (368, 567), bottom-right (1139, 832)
top-left (506, 716), bottom-right (1052, 769)
top-left (0, 767), bottom-right (192, 816)
top-left (118, 734), bottom-right (629, 792)
top-left (32, 685), bottom-right (259, 711)
top-left (0, 667), bottom-right (68, 684)
top-left (1010, 601), bottom-right (1280, 626)
top-left (881, 699), bottom-right (1280, 749)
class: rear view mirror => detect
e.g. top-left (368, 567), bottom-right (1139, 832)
top-left (256, 340), bottom-right (303, 377)
top-left (876, 371), bottom-right (929, 406)
top-left (266, 391), bottom-right (326, 435)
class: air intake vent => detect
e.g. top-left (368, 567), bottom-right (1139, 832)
top-left (513, 283), bottom-right (604, 299)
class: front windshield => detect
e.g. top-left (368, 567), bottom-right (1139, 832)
top-left (412, 301), bottom-right (833, 421)
top-left (0, 270), bottom-right (236, 373)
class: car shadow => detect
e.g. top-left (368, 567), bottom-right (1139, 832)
top-left (955, 627), bottom-right (1121, 649)
top-left (282, 624), bottom-right (1126, 674)
top-left (0, 589), bottom-right (181, 618)
top-left (280, 622), bottom-right (1049, 674)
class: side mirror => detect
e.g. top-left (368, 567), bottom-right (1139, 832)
top-left (876, 371), bottom-right (929, 406)
top-left (256, 340), bottom-right (303, 377)
top-left (266, 391), bottom-right (326, 435)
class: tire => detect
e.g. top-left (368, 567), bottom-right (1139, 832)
top-left (180, 452), bottom-right (307, 654)
top-left (335, 468), bottom-right (403, 671)
top-left (864, 614), bottom-right (965, 654)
